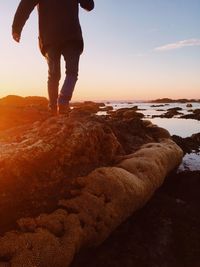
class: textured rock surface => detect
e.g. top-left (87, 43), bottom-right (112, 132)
top-left (0, 139), bottom-right (183, 267)
top-left (0, 96), bottom-right (106, 131)
top-left (0, 109), bottom-right (171, 235)
top-left (0, 113), bottom-right (122, 234)
top-left (0, 95), bottom-right (49, 131)
top-left (0, 99), bottom-right (183, 267)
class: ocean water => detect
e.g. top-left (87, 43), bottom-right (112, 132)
top-left (178, 152), bottom-right (200, 172)
top-left (102, 102), bottom-right (200, 171)
top-left (103, 102), bottom-right (200, 138)
top-left (149, 118), bottom-right (200, 138)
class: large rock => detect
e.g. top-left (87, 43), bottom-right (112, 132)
top-left (71, 101), bottom-right (105, 114)
top-left (172, 133), bottom-right (200, 154)
top-left (0, 138), bottom-right (183, 267)
top-left (0, 102), bottom-right (183, 267)
top-left (0, 95), bottom-right (48, 107)
top-left (0, 114), bottom-right (122, 234)
top-left (0, 95), bottom-right (49, 131)
top-left (180, 109), bottom-right (200, 121)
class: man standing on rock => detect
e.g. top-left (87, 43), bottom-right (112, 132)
top-left (12, 0), bottom-right (94, 115)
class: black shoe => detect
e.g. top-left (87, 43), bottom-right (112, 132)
top-left (58, 104), bottom-right (70, 115)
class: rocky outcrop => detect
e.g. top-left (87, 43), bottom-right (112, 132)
top-left (150, 98), bottom-right (200, 103)
top-left (0, 96), bottom-right (107, 131)
top-left (0, 139), bottom-right (183, 267)
top-left (172, 133), bottom-right (200, 172)
top-left (108, 107), bottom-right (143, 119)
top-left (172, 133), bottom-right (200, 154)
top-left (0, 112), bottom-right (172, 235)
top-left (71, 101), bottom-right (105, 114)
top-left (0, 95), bottom-right (48, 107)
top-left (152, 107), bottom-right (183, 118)
top-left (186, 103), bottom-right (193, 108)
top-left (180, 109), bottom-right (200, 121)
top-left (0, 113), bottom-right (122, 234)
top-left (0, 96), bottom-right (49, 131)
top-left (0, 102), bottom-right (183, 267)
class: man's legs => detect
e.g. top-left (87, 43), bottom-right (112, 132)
top-left (45, 47), bottom-right (61, 111)
top-left (58, 44), bottom-right (81, 107)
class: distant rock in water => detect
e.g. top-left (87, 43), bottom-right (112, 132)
top-left (180, 109), bottom-right (200, 121)
top-left (152, 108), bottom-right (183, 119)
top-left (186, 103), bottom-right (193, 108)
top-left (172, 132), bottom-right (200, 154)
top-left (149, 98), bottom-right (200, 103)
top-left (150, 104), bottom-right (168, 107)
top-left (99, 105), bottom-right (114, 112)
top-left (108, 107), bottom-right (143, 120)
top-left (0, 96), bottom-right (183, 267)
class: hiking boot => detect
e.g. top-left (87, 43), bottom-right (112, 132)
top-left (58, 104), bottom-right (70, 115)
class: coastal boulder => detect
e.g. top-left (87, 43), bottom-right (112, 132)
top-left (0, 105), bottom-right (183, 267)
top-left (0, 137), bottom-right (183, 267)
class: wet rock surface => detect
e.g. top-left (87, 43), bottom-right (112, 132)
top-left (172, 133), bottom-right (200, 172)
top-left (180, 109), bottom-right (200, 120)
top-left (172, 133), bottom-right (200, 154)
top-left (152, 107), bottom-right (183, 119)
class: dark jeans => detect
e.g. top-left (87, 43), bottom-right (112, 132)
top-left (45, 42), bottom-right (83, 109)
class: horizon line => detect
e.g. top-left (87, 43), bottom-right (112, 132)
top-left (0, 94), bottom-right (200, 103)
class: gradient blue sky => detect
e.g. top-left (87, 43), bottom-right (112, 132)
top-left (0, 0), bottom-right (200, 100)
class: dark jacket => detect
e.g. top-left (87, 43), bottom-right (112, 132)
top-left (12, 0), bottom-right (94, 55)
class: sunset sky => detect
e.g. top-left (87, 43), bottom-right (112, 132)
top-left (0, 0), bottom-right (200, 101)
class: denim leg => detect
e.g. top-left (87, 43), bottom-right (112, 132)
top-left (58, 46), bottom-right (81, 105)
top-left (45, 48), bottom-right (61, 109)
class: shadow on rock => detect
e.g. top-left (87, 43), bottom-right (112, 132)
top-left (72, 171), bottom-right (200, 267)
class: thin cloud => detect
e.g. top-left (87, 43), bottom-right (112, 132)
top-left (155, 39), bottom-right (200, 51)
